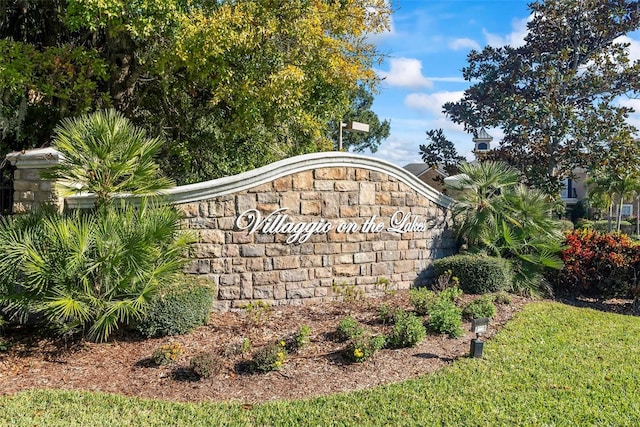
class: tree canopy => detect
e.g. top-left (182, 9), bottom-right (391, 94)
top-left (443, 0), bottom-right (640, 196)
top-left (0, 0), bottom-right (391, 183)
top-left (419, 128), bottom-right (464, 175)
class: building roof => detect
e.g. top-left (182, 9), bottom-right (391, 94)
top-left (403, 163), bottom-right (448, 178)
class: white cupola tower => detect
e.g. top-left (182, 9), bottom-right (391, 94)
top-left (473, 128), bottom-right (493, 158)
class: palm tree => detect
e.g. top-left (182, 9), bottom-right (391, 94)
top-left (446, 161), bottom-right (563, 295)
top-left (447, 161), bottom-right (521, 247)
top-left (48, 109), bottom-right (173, 208)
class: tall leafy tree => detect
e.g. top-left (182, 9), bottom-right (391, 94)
top-left (419, 129), bottom-right (465, 175)
top-left (0, 0), bottom-right (391, 183)
top-left (328, 86), bottom-right (390, 153)
top-left (443, 0), bottom-right (640, 196)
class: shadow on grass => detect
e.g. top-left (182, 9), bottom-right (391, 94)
top-left (557, 296), bottom-right (639, 316)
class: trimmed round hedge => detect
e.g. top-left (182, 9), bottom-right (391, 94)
top-left (433, 255), bottom-right (512, 294)
top-left (136, 277), bottom-right (215, 338)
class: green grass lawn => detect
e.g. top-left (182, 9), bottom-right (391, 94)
top-left (2, 302), bottom-right (640, 426)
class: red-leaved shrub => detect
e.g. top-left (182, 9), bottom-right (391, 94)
top-left (554, 229), bottom-right (640, 298)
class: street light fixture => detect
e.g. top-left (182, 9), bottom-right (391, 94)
top-left (338, 121), bottom-right (370, 151)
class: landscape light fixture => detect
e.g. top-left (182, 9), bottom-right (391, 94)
top-left (338, 121), bottom-right (370, 151)
top-left (470, 317), bottom-right (489, 358)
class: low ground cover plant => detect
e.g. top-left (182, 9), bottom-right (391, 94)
top-left (462, 296), bottom-right (496, 320)
top-left (190, 352), bottom-right (224, 379)
top-left (426, 299), bottom-right (463, 338)
top-left (344, 334), bottom-right (386, 363)
top-left (336, 316), bottom-right (364, 342)
top-left (386, 310), bottom-right (426, 348)
top-left (252, 341), bottom-right (287, 372)
top-left (152, 342), bottom-right (184, 366)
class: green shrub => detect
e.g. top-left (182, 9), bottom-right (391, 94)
top-left (190, 352), bottom-right (224, 379)
top-left (427, 300), bottom-right (463, 338)
top-left (409, 288), bottom-right (438, 316)
top-left (462, 296), bottom-right (497, 320)
top-left (434, 255), bottom-right (513, 294)
top-left (336, 316), bottom-right (364, 342)
top-left (575, 218), bottom-right (594, 230)
top-left (152, 342), bottom-right (184, 366)
top-left (438, 286), bottom-right (463, 303)
top-left (378, 304), bottom-right (400, 325)
top-left (386, 310), bottom-right (426, 348)
top-left (242, 300), bottom-right (272, 326)
top-left (252, 341), bottom-right (287, 372)
top-left (493, 291), bottom-right (512, 305)
top-left (555, 220), bottom-right (574, 231)
top-left (0, 203), bottom-right (193, 342)
top-left (344, 335), bottom-right (386, 363)
top-left (136, 277), bottom-right (214, 338)
top-left (286, 324), bottom-right (311, 353)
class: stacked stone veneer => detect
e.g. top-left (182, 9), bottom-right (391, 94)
top-left (15, 150), bottom-right (458, 311)
top-left (6, 148), bottom-right (61, 213)
top-left (175, 162), bottom-right (456, 311)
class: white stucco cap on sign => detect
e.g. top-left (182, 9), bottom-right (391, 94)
top-left (65, 151), bottom-right (456, 210)
top-left (6, 147), bottom-right (63, 169)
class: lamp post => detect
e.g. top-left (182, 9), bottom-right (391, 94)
top-left (338, 121), bottom-right (370, 151)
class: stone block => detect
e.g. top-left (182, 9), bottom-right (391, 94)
top-left (355, 169), bottom-right (369, 181)
top-left (218, 286), bottom-right (241, 300)
top-left (293, 171), bottom-right (313, 190)
top-left (253, 286), bottom-right (274, 299)
top-left (280, 269), bottom-right (308, 282)
top-left (281, 192), bottom-right (300, 212)
top-left (222, 244), bottom-right (239, 257)
top-left (313, 267), bottom-right (333, 278)
top-left (301, 200), bottom-right (321, 215)
top-left (249, 183), bottom-right (274, 193)
top-left (380, 251), bottom-right (400, 262)
top-left (232, 232), bottom-right (254, 244)
top-left (333, 253), bottom-right (353, 264)
top-left (13, 180), bottom-right (30, 191)
top-left (333, 264), bottom-right (359, 276)
top-left (369, 171), bottom-right (387, 182)
top-left (359, 182), bottom-right (376, 205)
top-left (240, 273), bottom-right (253, 299)
top-left (314, 180), bottom-right (334, 191)
top-left (193, 244), bottom-right (223, 258)
top-left (341, 242), bottom-right (359, 253)
top-left (300, 255), bottom-right (323, 268)
top-left (375, 193), bottom-right (391, 205)
top-left (339, 205), bottom-right (359, 217)
top-left (273, 256), bottom-right (301, 270)
top-left (321, 194), bottom-right (339, 218)
top-left (274, 284), bottom-right (286, 300)
top-left (315, 168), bottom-right (347, 180)
top-left (314, 287), bottom-right (329, 297)
top-left (253, 271), bottom-right (280, 285)
top-left (335, 180), bottom-right (359, 192)
top-left (287, 287), bottom-right (315, 299)
top-left (393, 260), bottom-right (415, 274)
top-left (200, 229), bottom-right (225, 244)
top-left (274, 176), bottom-right (292, 191)
top-left (354, 252), bottom-right (376, 264)
top-left (372, 262), bottom-right (390, 276)
top-left (241, 245), bottom-right (265, 257)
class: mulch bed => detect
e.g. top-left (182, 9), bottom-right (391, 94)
top-left (2, 291), bottom-right (532, 403)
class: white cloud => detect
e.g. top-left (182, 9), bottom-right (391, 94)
top-left (483, 15), bottom-right (532, 48)
top-left (449, 37), bottom-right (480, 51)
top-left (614, 35), bottom-right (640, 62)
top-left (377, 58), bottom-right (433, 89)
top-left (404, 91), bottom-right (465, 116)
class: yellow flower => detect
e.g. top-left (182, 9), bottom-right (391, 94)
top-left (280, 340), bottom-right (286, 347)
top-left (354, 348), bottom-right (364, 359)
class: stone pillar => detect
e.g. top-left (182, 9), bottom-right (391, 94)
top-left (5, 147), bottom-right (62, 214)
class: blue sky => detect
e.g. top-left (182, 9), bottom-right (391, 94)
top-left (366, 0), bottom-right (640, 168)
